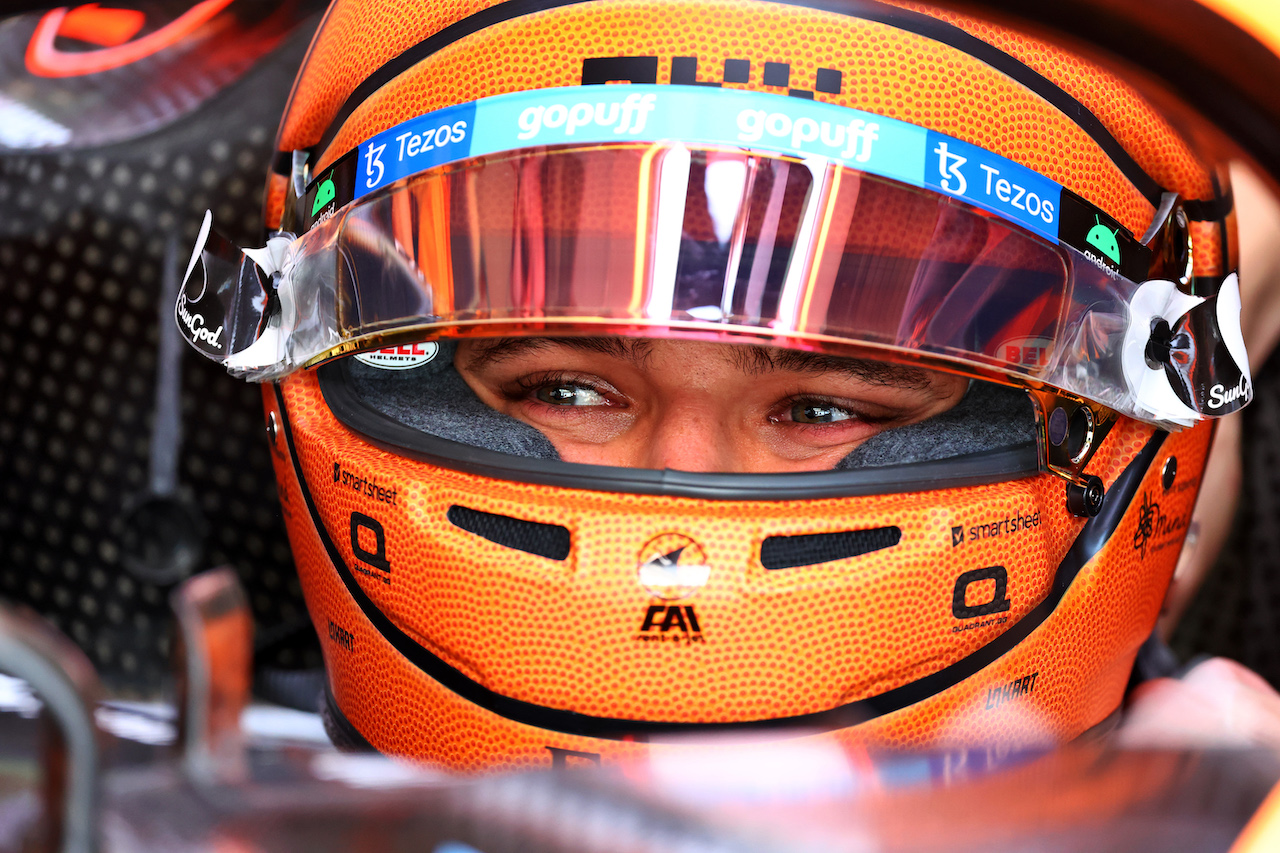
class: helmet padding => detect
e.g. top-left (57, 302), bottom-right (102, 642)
top-left (344, 342), bottom-right (1037, 468)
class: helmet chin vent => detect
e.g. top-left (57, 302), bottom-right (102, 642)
top-left (446, 505), bottom-right (571, 561)
top-left (760, 527), bottom-right (901, 570)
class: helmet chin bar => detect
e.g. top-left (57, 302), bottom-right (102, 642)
top-left (1027, 388), bottom-right (1116, 518)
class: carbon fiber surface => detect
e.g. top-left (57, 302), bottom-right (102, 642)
top-left (0, 4), bottom-right (322, 694)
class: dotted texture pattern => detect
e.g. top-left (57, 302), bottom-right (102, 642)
top-left (273, 368), bottom-right (1211, 771)
top-left (280, 0), bottom-right (1212, 245)
top-left (0, 22), bottom-right (320, 693)
top-left (315, 0), bottom-right (1161, 237)
top-left (889, 2), bottom-right (1215, 201)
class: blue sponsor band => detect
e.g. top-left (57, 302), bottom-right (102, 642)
top-left (308, 84), bottom-right (1076, 247)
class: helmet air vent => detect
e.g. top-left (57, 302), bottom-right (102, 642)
top-left (446, 505), bottom-right (571, 561)
top-left (760, 527), bottom-right (901, 570)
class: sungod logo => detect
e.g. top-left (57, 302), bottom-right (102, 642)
top-left (736, 109), bottom-right (879, 161)
top-left (517, 93), bottom-right (657, 140)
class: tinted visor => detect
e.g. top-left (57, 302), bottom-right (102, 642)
top-left (185, 136), bottom-right (1246, 428)
top-left (324, 143), bottom-right (1068, 371)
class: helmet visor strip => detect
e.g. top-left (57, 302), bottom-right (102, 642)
top-left (177, 85), bottom-right (1250, 428)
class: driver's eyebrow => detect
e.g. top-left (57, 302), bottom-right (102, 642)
top-left (733, 345), bottom-right (939, 391)
top-left (463, 337), bottom-right (654, 370)
top-left (464, 337), bottom-right (943, 393)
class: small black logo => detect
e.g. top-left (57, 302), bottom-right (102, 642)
top-left (1134, 492), bottom-right (1158, 558)
top-left (327, 619), bottom-right (353, 651)
top-left (637, 604), bottom-right (704, 644)
top-left (1132, 490), bottom-right (1190, 559)
top-left (582, 55), bottom-right (843, 100)
top-left (986, 672), bottom-right (1038, 710)
top-left (952, 566), bottom-right (1011, 620)
top-left (951, 525), bottom-right (965, 547)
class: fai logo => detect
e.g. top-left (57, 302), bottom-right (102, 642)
top-left (638, 604), bottom-right (704, 645)
top-left (636, 533), bottom-right (710, 600)
top-left (635, 533), bottom-right (708, 645)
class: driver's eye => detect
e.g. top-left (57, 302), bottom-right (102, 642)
top-left (791, 402), bottom-right (854, 424)
top-left (535, 384), bottom-right (607, 406)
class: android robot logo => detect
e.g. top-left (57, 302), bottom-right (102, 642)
top-left (1085, 215), bottom-right (1122, 266)
top-left (311, 174), bottom-right (336, 217)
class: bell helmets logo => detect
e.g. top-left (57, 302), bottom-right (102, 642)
top-left (353, 341), bottom-right (440, 370)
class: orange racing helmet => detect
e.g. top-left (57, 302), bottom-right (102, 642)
top-left (176, 0), bottom-right (1252, 770)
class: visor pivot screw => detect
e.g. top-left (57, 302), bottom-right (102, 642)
top-left (1145, 318), bottom-right (1175, 368)
top-left (1066, 476), bottom-right (1106, 518)
top-left (1162, 457), bottom-right (1177, 491)
top-left (266, 411), bottom-right (279, 445)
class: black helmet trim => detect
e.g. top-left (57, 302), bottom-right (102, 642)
top-left (274, 382), bottom-right (1164, 738)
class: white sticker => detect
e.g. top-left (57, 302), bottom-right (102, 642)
top-left (1121, 279), bottom-right (1202, 425)
top-left (354, 341), bottom-right (439, 370)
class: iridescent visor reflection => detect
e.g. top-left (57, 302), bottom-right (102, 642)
top-left (283, 142), bottom-right (1165, 416)
top-left (337, 142), bottom-right (1068, 347)
top-left (285, 144), bottom-right (1089, 379)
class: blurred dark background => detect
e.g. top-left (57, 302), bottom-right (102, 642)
top-left (0, 0), bottom-right (325, 699)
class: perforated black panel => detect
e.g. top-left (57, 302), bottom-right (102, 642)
top-left (760, 527), bottom-right (902, 570)
top-left (0, 14), bottom-right (321, 694)
top-left (447, 505), bottom-right (572, 561)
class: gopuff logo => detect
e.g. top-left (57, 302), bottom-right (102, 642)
top-left (736, 109), bottom-right (878, 161)
top-left (516, 93), bottom-right (657, 141)
top-left (177, 299), bottom-right (224, 351)
top-left (1208, 374), bottom-right (1251, 410)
